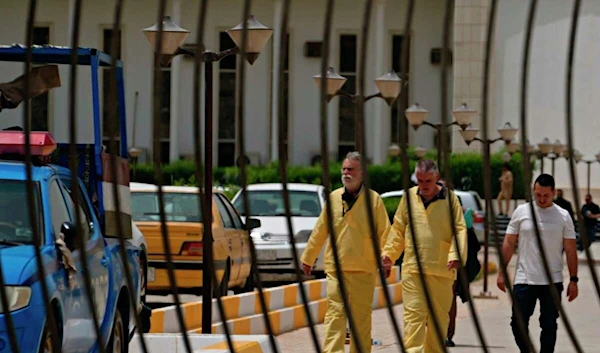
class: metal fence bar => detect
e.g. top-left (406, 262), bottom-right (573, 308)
top-left (317, 1), bottom-right (365, 353)
top-left (355, 0), bottom-right (405, 351)
top-left (519, 0), bottom-right (584, 351)
top-left (275, 0), bottom-right (323, 351)
top-left (234, 1), bottom-right (280, 351)
top-left (67, 1), bottom-right (107, 352)
top-left (565, 0), bottom-right (600, 305)
top-left (482, 1), bottom-right (535, 352)
top-left (21, 1), bottom-right (59, 352)
top-left (146, 1), bottom-right (194, 352)
top-left (106, 1), bottom-right (153, 352)
top-left (438, 0), bottom-right (488, 348)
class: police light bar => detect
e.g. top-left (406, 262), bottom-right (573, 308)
top-left (0, 131), bottom-right (57, 156)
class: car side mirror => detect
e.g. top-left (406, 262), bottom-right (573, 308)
top-left (60, 222), bottom-right (77, 251)
top-left (245, 218), bottom-right (261, 230)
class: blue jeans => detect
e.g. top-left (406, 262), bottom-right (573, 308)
top-left (511, 283), bottom-right (564, 353)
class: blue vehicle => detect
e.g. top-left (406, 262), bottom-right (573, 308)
top-left (0, 45), bottom-right (148, 352)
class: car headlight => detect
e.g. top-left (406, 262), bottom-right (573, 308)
top-left (295, 230), bottom-right (312, 243)
top-left (0, 287), bottom-right (31, 312)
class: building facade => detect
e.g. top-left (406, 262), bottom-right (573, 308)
top-left (0, 0), bottom-right (599, 196)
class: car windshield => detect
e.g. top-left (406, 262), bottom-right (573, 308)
top-left (131, 192), bottom-right (203, 222)
top-left (234, 190), bottom-right (321, 217)
top-left (0, 180), bottom-right (42, 244)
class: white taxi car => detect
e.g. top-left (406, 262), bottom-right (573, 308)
top-left (232, 183), bottom-right (327, 282)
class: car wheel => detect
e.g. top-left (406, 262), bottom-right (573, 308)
top-left (213, 260), bottom-right (230, 298)
top-left (108, 308), bottom-right (127, 353)
top-left (39, 319), bottom-right (61, 353)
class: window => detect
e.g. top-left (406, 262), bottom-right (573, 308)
top-left (31, 26), bottom-right (50, 131)
top-left (218, 194), bottom-right (243, 229)
top-left (233, 190), bottom-right (322, 217)
top-left (218, 32), bottom-right (237, 167)
top-left (390, 34), bottom-right (410, 144)
top-left (0, 180), bottom-right (42, 244)
top-left (338, 35), bottom-right (357, 160)
top-left (49, 180), bottom-right (72, 240)
top-left (63, 185), bottom-right (93, 243)
top-left (131, 192), bottom-right (202, 222)
top-left (215, 196), bottom-right (234, 229)
top-left (102, 28), bottom-right (122, 153)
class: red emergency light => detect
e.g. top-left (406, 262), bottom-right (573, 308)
top-left (0, 131), bottom-right (57, 156)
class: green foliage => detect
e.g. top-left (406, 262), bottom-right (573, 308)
top-left (130, 151), bottom-right (531, 200)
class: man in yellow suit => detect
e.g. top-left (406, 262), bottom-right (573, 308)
top-left (301, 151), bottom-right (390, 353)
top-left (381, 159), bottom-right (467, 352)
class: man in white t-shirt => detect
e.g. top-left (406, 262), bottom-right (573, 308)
top-left (496, 174), bottom-right (578, 353)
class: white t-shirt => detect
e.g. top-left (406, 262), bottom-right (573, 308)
top-left (506, 203), bottom-right (576, 285)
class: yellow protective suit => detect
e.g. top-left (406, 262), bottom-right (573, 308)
top-left (382, 186), bottom-right (467, 353)
top-left (301, 186), bottom-right (390, 353)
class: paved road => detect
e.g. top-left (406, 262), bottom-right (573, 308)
top-left (276, 246), bottom-right (600, 352)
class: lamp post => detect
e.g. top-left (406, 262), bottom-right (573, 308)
top-left (460, 121), bottom-right (518, 296)
top-left (536, 137), bottom-right (554, 174)
top-left (576, 151), bottom-right (600, 195)
top-left (312, 67), bottom-right (402, 154)
top-left (414, 145), bottom-right (427, 159)
top-left (548, 139), bottom-right (566, 176)
top-left (404, 102), bottom-right (476, 171)
top-left (128, 147), bottom-right (142, 181)
top-left (142, 15), bottom-right (272, 335)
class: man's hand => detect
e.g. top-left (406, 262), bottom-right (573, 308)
top-left (567, 281), bottom-right (578, 302)
top-left (497, 272), bottom-right (506, 292)
top-left (381, 255), bottom-right (393, 278)
top-left (302, 263), bottom-right (312, 277)
top-left (447, 260), bottom-right (459, 270)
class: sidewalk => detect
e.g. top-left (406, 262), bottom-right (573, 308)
top-left (276, 244), bottom-right (600, 352)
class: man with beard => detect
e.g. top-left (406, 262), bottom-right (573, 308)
top-left (301, 151), bottom-right (390, 353)
top-left (381, 159), bottom-right (467, 352)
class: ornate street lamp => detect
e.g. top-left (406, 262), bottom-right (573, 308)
top-left (142, 15), bottom-right (272, 335)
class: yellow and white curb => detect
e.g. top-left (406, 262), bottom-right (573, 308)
top-left (207, 280), bottom-right (403, 336)
top-left (129, 333), bottom-right (277, 353)
top-left (150, 266), bottom-right (401, 334)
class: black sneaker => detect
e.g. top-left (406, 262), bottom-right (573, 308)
top-left (446, 338), bottom-right (456, 347)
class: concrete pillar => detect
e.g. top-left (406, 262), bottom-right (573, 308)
top-left (372, 0), bottom-right (387, 164)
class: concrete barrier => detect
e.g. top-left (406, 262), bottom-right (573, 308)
top-left (150, 266), bottom-right (402, 334)
top-left (129, 334), bottom-right (277, 353)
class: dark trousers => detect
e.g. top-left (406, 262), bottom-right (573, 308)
top-left (511, 283), bottom-right (563, 353)
top-left (447, 281), bottom-right (458, 339)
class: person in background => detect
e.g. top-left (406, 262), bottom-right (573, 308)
top-left (554, 189), bottom-right (574, 223)
top-left (446, 202), bottom-right (481, 347)
top-left (582, 194), bottom-right (600, 245)
top-left (497, 163), bottom-right (514, 217)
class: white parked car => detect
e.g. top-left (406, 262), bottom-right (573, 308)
top-left (380, 189), bottom-right (486, 243)
top-left (232, 183), bottom-right (327, 282)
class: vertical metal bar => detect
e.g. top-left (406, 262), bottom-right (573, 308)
top-left (117, 67), bottom-right (128, 157)
top-left (398, 0), bottom-right (414, 150)
top-left (21, 1), bottom-right (60, 353)
top-left (565, 0), bottom-right (600, 306)
top-left (234, 2), bottom-right (280, 351)
top-left (105, 1), bottom-right (154, 353)
top-left (67, 1), bottom-right (107, 352)
top-left (519, 0), bottom-right (584, 351)
top-left (202, 57), bottom-right (214, 335)
top-left (355, 0), bottom-right (406, 351)
top-left (318, 1), bottom-right (364, 352)
top-left (552, 158), bottom-right (555, 176)
top-left (275, 0), bottom-right (323, 350)
top-left (145, 1), bottom-right (194, 352)
top-left (587, 162), bottom-right (591, 195)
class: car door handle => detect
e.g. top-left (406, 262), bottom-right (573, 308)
top-left (101, 256), bottom-right (109, 268)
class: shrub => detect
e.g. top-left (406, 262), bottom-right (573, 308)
top-left (130, 151), bottom-right (531, 200)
